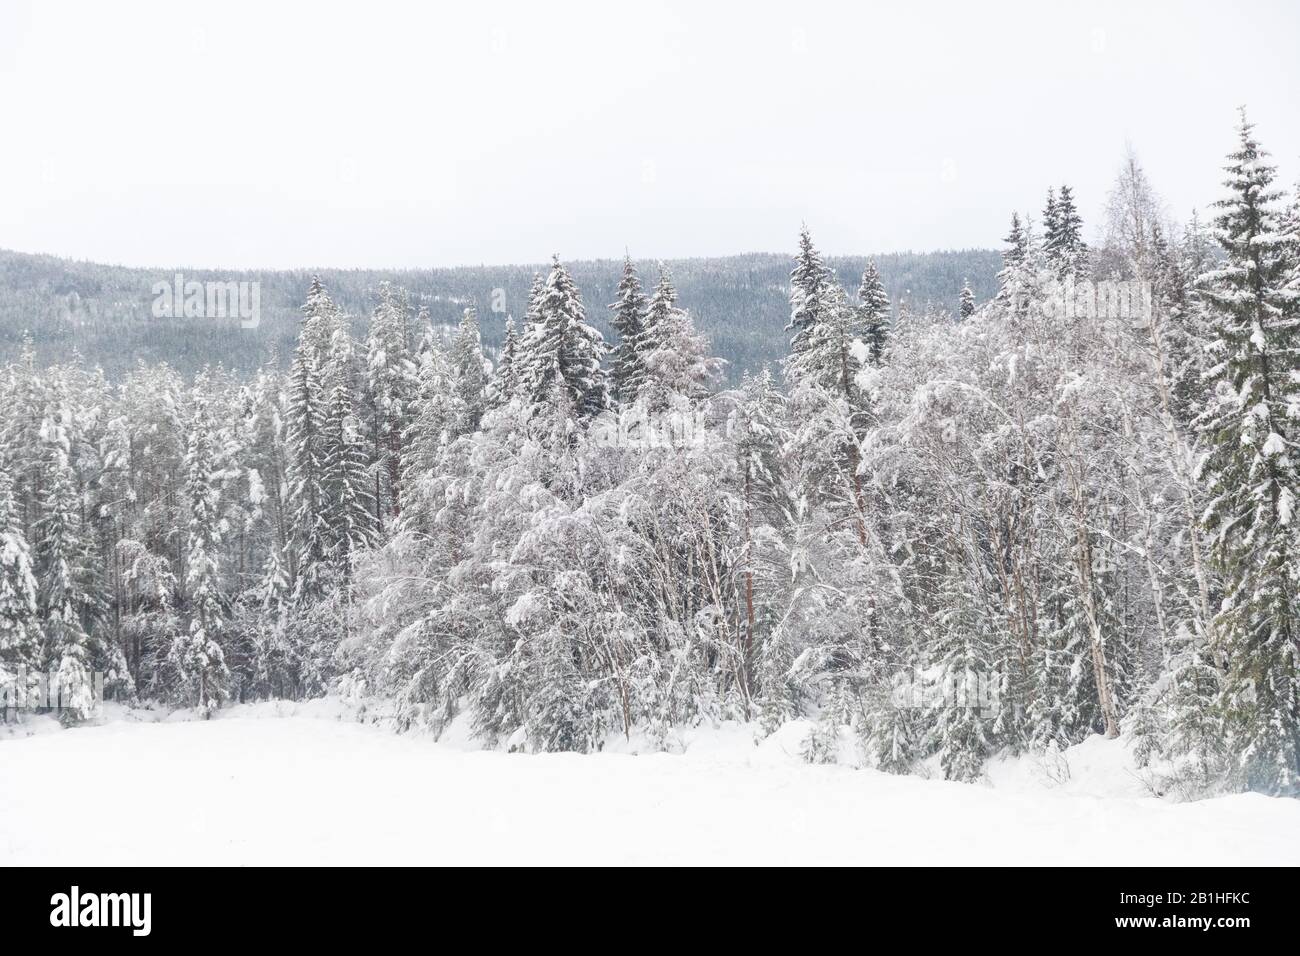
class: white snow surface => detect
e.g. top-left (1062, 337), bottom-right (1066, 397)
top-left (2, 700), bottom-right (1297, 866)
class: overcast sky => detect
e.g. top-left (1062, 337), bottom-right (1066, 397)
top-left (0, 0), bottom-right (1296, 270)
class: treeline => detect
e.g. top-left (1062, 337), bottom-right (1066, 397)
top-left (0, 248), bottom-right (1001, 384)
top-left (1, 114), bottom-right (1297, 798)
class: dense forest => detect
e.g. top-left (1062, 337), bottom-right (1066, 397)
top-left (1, 113), bottom-right (1297, 799)
top-left (0, 247), bottom-right (1001, 383)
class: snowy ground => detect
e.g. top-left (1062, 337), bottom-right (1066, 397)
top-left (2, 702), bottom-right (1298, 865)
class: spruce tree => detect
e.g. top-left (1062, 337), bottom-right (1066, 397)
top-left (365, 282), bottom-right (419, 523)
top-left (857, 260), bottom-right (891, 365)
top-left (36, 400), bottom-right (101, 723)
top-left (959, 280), bottom-right (976, 321)
top-left (171, 394), bottom-right (230, 716)
top-left (519, 256), bottom-right (608, 421)
top-left (321, 347), bottom-right (377, 576)
top-left (487, 316), bottom-right (521, 409)
top-left (1195, 113), bottom-right (1300, 795)
top-left (450, 306), bottom-right (487, 433)
top-left (0, 468), bottom-right (40, 703)
top-left (287, 283), bottom-right (334, 603)
top-left (608, 255), bottom-right (651, 406)
top-left (787, 225), bottom-right (836, 359)
top-left (1054, 185), bottom-right (1088, 279)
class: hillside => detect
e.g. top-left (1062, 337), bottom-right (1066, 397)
top-left (0, 246), bottom-right (1001, 381)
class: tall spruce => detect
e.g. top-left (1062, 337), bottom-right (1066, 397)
top-left (608, 255), bottom-right (651, 406)
top-left (1195, 113), bottom-right (1300, 795)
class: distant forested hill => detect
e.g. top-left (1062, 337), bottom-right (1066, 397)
top-left (0, 246), bottom-right (1000, 381)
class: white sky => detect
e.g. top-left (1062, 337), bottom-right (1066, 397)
top-left (0, 0), bottom-right (1296, 270)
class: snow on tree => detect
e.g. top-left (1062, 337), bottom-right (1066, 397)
top-left (638, 266), bottom-right (724, 409)
top-left (365, 282), bottom-right (419, 524)
top-left (1194, 113), bottom-right (1300, 795)
top-left (35, 394), bottom-right (102, 724)
top-left (170, 393), bottom-right (230, 717)
top-left (450, 305), bottom-right (488, 433)
top-left (959, 280), bottom-right (976, 321)
top-left (517, 256), bottom-right (608, 422)
top-left (856, 260), bottom-right (891, 365)
top-left (607, 255), bottom-right (651, 406)
top-left (786, 225), bottom-right (837, 360)
top-left (0, 467), bottom-right (40, 708)
top-left (487, 316), bottom-right (521, 408)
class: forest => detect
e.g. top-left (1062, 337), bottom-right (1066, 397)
top-left (1, 113), bottom-right (1297, 799)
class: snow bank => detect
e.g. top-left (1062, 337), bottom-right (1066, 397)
top-left (2, 706), bottom-right (1297, 865)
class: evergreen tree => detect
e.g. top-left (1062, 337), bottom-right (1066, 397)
top-left (787, 226), bottom-right (836, 359)
top-left (487, 316), bottom-right (521, 409)
top-left (608, 255), bottom-right (651, 406)
top-left (365, 282), bottom-right (419, 523)
top-left (36, 398), bottom-right (102, 723)
top-left (450, 306), bottom-right (488, 433)
top-left (287, 284), bottom-right (334, 603)
top-left (1195, 113), bottom-right (1300, 795)
top-left (857, 260), bottom-right (891, 365)
top-left (995, 213), bottom-right (1031, 308)
top-left (1053, 185), bottom-right (1088, 278)
top-left (959, 279), bottom-right (976, 320)
top-left (0, 467), bottom-right (40, 704)
top-left (639, 266), bottom-right (723, 408)
top-left (518, 256), bottom-right (608, 421)
top-left (171, 394), bottom-right (230, 716)
top-left (321, 344), bottom-right (377, 575)
top-left (1042, 188), bottom-right (1061, 263)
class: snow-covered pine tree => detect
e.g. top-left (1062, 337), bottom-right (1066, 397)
top-left (959, 280), bottom-right (976, 321)
top-left (1053, 185), bottom-right (1088, 279)
top-left (1195, 113), bottom-right (1300, 795)
top-left (857, 260), bottom-right (891, 365)
top-left (365, 282), bottom-right (419, 524)
top-left (1041, 188), bottom-right (1061, 265)
top-left (727, 368), bottom-right (790, 702)
top-left (519, 256), bottom-right (608, 421)
top-left (321, 340), bottom-right (377, 578)
top-left (171, 393), bottom-right (230, 717)
top-left (0, 467), bottom-right (40, 710)
top-left (995, 213), bottom-right (1031, 310)
top-left (638, 268), bottom-right (723, 409)
top-left (287, 283), bottom-right (334, 603)
top-left (36, 398), bottom-right (101, 723)
top-left (608, 255), bottom-right (651, 406)
top-left (487, 316), bottom-right (521, 408)
top-left (787, 226), bottom-right (836, 360)
top-left (450, 305), bottom-right (488, 433)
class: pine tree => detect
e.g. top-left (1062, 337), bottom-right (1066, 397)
top-left (487, 317), bottom-right (521, 409)
top-left (365, 282), bottom-right (419, 523)
top-left (287, 283), bottom-right (334, 603)
top-left (787, 226), bottom-right (836, 359)
top-left (321, 346), bottom-right (376, 576)
top-left (0, 467), bottom-right (40, 705)
top-left (857, 260), bottom-right (891, 365)
top-left (450, 306), bottom-right (487, 433)
top-left (639, 266), bottom-right (722, 408)
top-left (1042, 188), bottom-right (1061, 264)
top-left (36, 399), bottom-right (102, 723)
top-left (995, 213), bottom-right (1031, 309)
top-left (518, 256), bottom-right (608, 421)
top-left (959, 280), bottom-right (976, 320)
top-left (170, 393), bottom-right (230, 717)
top-left (1053, 185), bottom-right (1088, 279)
top-left (1195, 112), bottom-right (1300, 795)
top-left (608, 255), bottom-right (651, 406)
